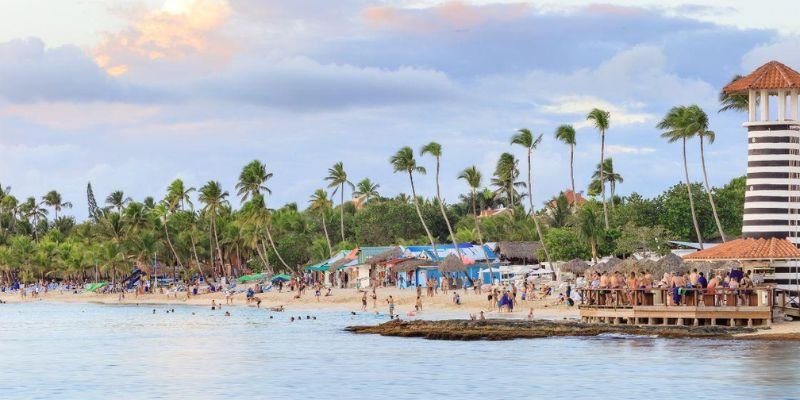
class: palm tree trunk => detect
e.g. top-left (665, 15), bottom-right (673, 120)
top-left (189, 230), bottom-right (204, 278)
top-left (700, 138), bottom-right (726, 242)
top-left (591, 240), bottom-right (597, 263)
top-left (321, 211), bottom-right (333, 256)
top-left (163, 219), bottom-right (183, 270)
top-left (472, 188), bottom-right (492, 283)
top-left (254, 241), bottom-right (271, 274)
top-left (339, 184), bottom-right (345, 242)
top-left (683, 138), bottom-right (704, 249)
top-left (212, 218), bottom-right (225, 277)
top-left (259, 240), bottom-right (273, 275)
top-left (409, 172), bottom-right (437, 257)
top-left (600, 130), bottom-right (609, 229)
top-left (265, 226), bottom-right (290, 270)
top-left (526, 150), bottom-right (552, 268)
top-left (435, 158), bottom-right (461, 259)
top-left (570, 144), bottom-right (576, 210)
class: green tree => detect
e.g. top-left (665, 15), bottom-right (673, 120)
top-left (198, 180), bottom-right (229, 275)
top-left (575, 202), bottom-right (604, 263)
top-left (543, 227), bottom-right (590, 261)
top-left (718, 75), bottom-right (748, 113)
top-left (105, 190), bottom-right (131, 214)
top-left (353, 178), bottom-right (380, 203)
top-left (309, 189), bottom-right (333, 256)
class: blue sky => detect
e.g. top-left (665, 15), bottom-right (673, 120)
top-left (1, 0), bottom-right (799, 219)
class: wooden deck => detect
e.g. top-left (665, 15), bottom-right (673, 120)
top-left (579, 288), bottom-right (773, 327)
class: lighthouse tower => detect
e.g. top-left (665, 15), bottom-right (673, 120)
top-left (723, 61), bottom-right (800, 246)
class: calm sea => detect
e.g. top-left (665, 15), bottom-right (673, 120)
top-left (0, 302), bottom-right (798, 400)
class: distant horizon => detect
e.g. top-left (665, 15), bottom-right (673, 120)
top-left (2, 0), bottom-right (798, 220)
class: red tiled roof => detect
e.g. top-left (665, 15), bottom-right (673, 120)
top-left (683, 238), bottom-right (800, 261)
top-left (723, 61), bottom-right (800, 94)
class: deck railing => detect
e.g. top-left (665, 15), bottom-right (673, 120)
top-left (578, 287), bottom-right (772, 310)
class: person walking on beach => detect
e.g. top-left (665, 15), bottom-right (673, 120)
top-left (415, 295), bottom-right (422, 311)
top-left (371, 287), bottom-right (377, 309)
top-left (361, 292), bottom-right (367, 311)
top-left (387, 295), bottom-right (395, 318)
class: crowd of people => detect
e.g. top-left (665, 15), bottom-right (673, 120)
top-left (582, 268), bottom-right (758, 307)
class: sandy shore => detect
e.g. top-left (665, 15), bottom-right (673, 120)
top-left (3, 286), bottom-right (798, 338)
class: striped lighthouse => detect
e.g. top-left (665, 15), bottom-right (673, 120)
top-left (723, 61), bottom-right (800, 246)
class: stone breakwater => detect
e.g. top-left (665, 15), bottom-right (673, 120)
top-left (345, 319), bottom-right (800, 341)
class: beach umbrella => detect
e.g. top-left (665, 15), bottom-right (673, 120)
top-left (271, 274), bottom-right (291, 283)
top-left (656, 253), bottom-right (684, 274)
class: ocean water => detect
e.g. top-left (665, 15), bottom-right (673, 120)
top-left (1, 302), bottom-right (798, 400)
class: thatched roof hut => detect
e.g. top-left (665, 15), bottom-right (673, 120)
top-left (495, 242), bottom-right (542, 263)
top-left (363, 247), bottom-right (403, 265)
top-left (438, 254), bottom-right (466, 273)
top-left (594, 256), bottom-right (622, 273)
top-left (559, 259), bottom-right (590, 275)
top-left (657, 253), bottom-right (684, 272)
top-left (611, 258), bottom-right (639, 274)
top-left (392, 258), bottom-right (433, 273)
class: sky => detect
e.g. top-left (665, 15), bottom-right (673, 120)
top-left (1, 0), bottom-right (799, 220)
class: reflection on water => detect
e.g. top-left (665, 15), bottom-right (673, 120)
top-left (1, 302), bottom-right (798, 400)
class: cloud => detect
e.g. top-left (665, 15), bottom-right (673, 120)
top-left (93, 0), bottom-right (233, 80)
top-left (741, 38), bottom-right (800, 70)
top-left (0, 37), bottom-right (154, 103)
top-left (539, 96), bottom-right (656, 128)
top-left (606, 145), bottom-right (656, 155)
top-left (203, 57), bottom-right (462, 110)
top-left (362, 2), bottom-right (532, 33)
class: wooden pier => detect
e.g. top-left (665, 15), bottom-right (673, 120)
top-left (578, 288), bottom-right (773, 328)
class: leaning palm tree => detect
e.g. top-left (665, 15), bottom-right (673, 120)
top-left (657, 106), bottom-right (704, 249)
top-left (198, 181), bottom-right (230, 273)
top-left (391, 146), bottom-right (437, 255)
top-left (325, 162), bottom-right (354, 242)
top-left (420, 142), bottom-right (462, 259)
top-left (236, 160), bottom-right (290, 270)
top-left (686, 105), bottom-right (726, 242)
top-left (352, 178), bottom-right (380, 203)
top-left (511, 129), bottom-right (553, 267)
top-left (718, 75), bottom-right (748, 113)
top-left (586, 108), bottom-right (610, 229)
top-left (166, 179), bottom-right (195, 211)
top-left (309, 189), bottom-right (333, 257)
top-left (106, 190), bottom-right (131, 214)
top-left (458, 165), bottom-right (494, 281)
top-left (42, 190), bottom-right (72, 220)
top-left (152, 203), bottom-right (184, 272)
top-left (554, 124), bottom-right (577, 207)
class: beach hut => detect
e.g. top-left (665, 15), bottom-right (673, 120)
top-left (494, 241), bottom-right (542, 265)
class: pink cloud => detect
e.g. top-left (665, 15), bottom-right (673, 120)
top-left (362, 1), bottom-right (531, 33)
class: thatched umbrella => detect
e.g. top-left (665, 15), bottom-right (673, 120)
top-left (559, 259), bottom-right (590, 275)
top-left (594, 256), bottom-right (622, 273)
top-left (438, 254), bottom-right (466, 273)
top-left (611, 258), bottom-right (639, 274)
top-left (656, 253), bottom-right (684, 274)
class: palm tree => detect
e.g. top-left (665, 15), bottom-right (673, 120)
top-left (657, 106), bottom-right (704, 248)
top-left (589, 158), bottom-right (623, 205)
top-left (719, 75), bottom-right (748, 113)
top-left (510, 129), bottom-right (552, 267)
top-left (325, 162), bottom-right (354, 242)
top-left (458, 165), bottom-right (493, 281)
top-left (686, 105), bottom-right (726, 242)
top-left (152, 203), bottom-right (183, 271)
top-left (20, 197), bottom-right (47, 241)
top-left (236, 160), bottom-right (273, 201)
top-left (575, 203), bottom-right (604, 263)
top-left (586, 108), bottom-right (610, 229)
top-left (236, 161), bottom-right (290, 270)
top-left (555, 124), bottom-right (577, 207)
top-left (166, 179), bottom-right (195, 211)
top-left (42, 190), bottom-right (72, 220)
top-left (352, 178), bottom-right (380, 203)
top-left (420, 141), bottom-right (461, 259)
top-left (309, 189), bottom-right (333, 257)
top-left (198, 181), bottom-right (230, 274)
top-left (492, 153), bottom-right (525, 208)
top-left (105, 191), bottom-right (131, 214)
top-left (391, 147), bottom-right (437, 255)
